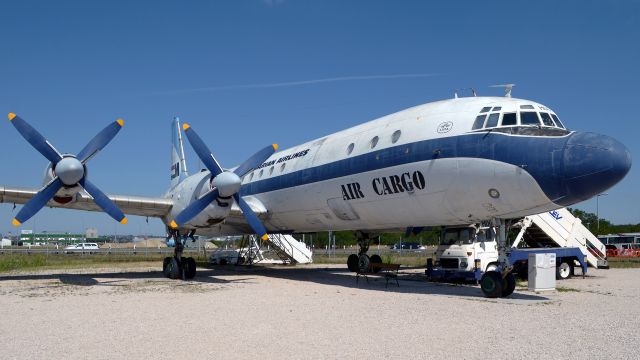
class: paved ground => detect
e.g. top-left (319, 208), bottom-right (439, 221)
top-left (0, 264), bottom-right (638, 359)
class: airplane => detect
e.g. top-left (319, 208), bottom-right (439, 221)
top-left (1, 89), bottom-right (632, 297)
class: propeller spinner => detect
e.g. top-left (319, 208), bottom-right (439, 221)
top-left (169, 123), bottom-right (277, 240)
top-left (8, 113), bottom-right (128, 226)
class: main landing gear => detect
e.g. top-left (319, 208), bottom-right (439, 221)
top-left (347, 231), bottom-right (382, 273)
top-left (163, 229), bottom-right (197, 280)
top-left (479, 219), bottom-right (516, 298)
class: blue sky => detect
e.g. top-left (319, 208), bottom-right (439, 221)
top-left (1, 0), bottom-right (639, 236)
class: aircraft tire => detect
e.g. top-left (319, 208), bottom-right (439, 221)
top-left (347, 254), bottom-right (359, 272)
top-left (184, 257), bottom-right (196, 279)
top-left (501, 272), bottom-right (516, 297)
top-left (162, 257), bottom-right (171, 278)
top-left (480, 271), bottom-right (503, 298)
top-left (358, 254), bottom-right (371, 273)
top-left (165, 257), bottom-right (181, 279)
top-left (370, 254), bottom-right (382, 273)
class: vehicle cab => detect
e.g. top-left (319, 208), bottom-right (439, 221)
top-left (430, 225), bottom-right (499, 280)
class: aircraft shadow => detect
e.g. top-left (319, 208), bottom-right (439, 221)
top-left (205, 265), bottom-right (551, 301)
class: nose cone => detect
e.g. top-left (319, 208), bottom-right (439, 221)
top-left (54, 157), bottom-right (85, 186)
top-left (556, 132), bottom-right (632, 206)
top-left (212, 171), bottom-right (242, 197)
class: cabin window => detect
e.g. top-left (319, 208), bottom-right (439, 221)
top-left (249, 172), bottom-right (254, 181)
top-left (269, 166), bottom-right (274, 175)
top-left (501, 113), bottom-right (517, 126)
top-left (485, 113), bottom-right (500, 128)
top-left (280, 163), bottom-right (286, 172)
top-left (480, 107), bottom-right (492, 113)
top-left (539, 112), bottom-right (554, 126)
top-left (391, 130), bottom-right (401, 144)
top-left (370, 136), bottom-right (379, 149)
top-left (259, 169), bottom-right (264, 178)
top-left (551, 114), bottom-right (565, 129)
top-left (472, 115), bottom-right (486, 130)
top-left (347, 143), bottom-right (355, 155)
top-left (520, 112), bottom-right (540, 125)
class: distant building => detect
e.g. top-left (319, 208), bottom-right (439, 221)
top-left (19, 232), bottom-right (84, 245)
top-left (86, 228), bottom-right (98, 239)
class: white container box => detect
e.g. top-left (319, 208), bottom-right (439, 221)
top-left (528, 253), bottom-right (556, 291)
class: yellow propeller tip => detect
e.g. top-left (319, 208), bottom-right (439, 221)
top-left (182, 123), bottom-right (190, 131)
top-left (170, 220), bottom-right (178, 229)
top-left (261, 234), bottom-right (269, 241)
top-left (116, 119), bottom-right (124, 127)
top-left (8, 113), bottom-right (16, 121)
top-left (272, 144), bottom-right (279, 151)
top-left (120, 217), bottom-right (128, 225)
top-left (12, 218), bottom-right (21, 227)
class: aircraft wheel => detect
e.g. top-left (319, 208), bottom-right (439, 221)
top-left (184, 257), bottom-right (197, 279)
top-left (165, 257), bottom-right (181, 280)
top-left (556, 260), bottom-right (573, 280)
top-left (480, 271), bottom-right (503, 298)
top-left (501, 272), bottom-right (516, 297)
top-left (347, 254), bottom-right (359, 272)
top-left (358, 254), bottom-right (371, 273)
top-left (162, 257), bottom-right (172, 278)
top-left (370, 254), bottom-right (382, 273)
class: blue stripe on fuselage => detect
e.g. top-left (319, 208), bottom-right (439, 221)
top-left (239, 132), bottom-right (572, 203)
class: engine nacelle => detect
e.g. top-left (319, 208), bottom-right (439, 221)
top-left (167, 171), bottom-right (233, 229)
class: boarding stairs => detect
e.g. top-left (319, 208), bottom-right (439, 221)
top-left (512, 207), bottom-right (609, 268)
top-left (264, 234), bottom-right (313, 264)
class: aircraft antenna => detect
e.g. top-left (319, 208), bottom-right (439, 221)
top-left (489, 84), bottom-right (515, 98)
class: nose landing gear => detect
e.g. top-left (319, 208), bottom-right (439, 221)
top-left (346, 232), bottom-right (382, 274)
top-left (480, 219), bottom-right (516, 298)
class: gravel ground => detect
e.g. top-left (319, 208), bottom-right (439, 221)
top-left (0, 265), bottom-right (638, 359)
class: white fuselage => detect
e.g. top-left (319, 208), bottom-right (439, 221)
top-left (166, 96), bottom-right (631, 236)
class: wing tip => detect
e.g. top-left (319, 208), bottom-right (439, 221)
top-left (8, 113), bottom-right (16, 121)
top-left (116, 119), bottom-right (125, 127)
top-left (12, 218), bottom-right (21, 227)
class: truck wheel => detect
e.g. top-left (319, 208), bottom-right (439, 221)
top-left (485, 263), bottom-right (498, 272)
top-left (370, 254), bottom-right (382, 273)
top-left (347, 254), bottom-right (359, 272)
top-left (501, 272), bottom-right (516, 297)
top-left (480, 271), bottom-right (503, 298)
top-left (556, 260), bottom-right (573, 280)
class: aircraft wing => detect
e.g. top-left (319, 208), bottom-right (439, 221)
top-left (0, 185), bottom-right (173, 218)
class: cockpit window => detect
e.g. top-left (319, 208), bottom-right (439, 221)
top-left (551, 114), bottom-right (565, 129)
top-left (520, 112), bottom-right (540, 126)
top-left (501, 113), bottom-right (517, 126)
top-left (485, 113), bottom-right (500, 128)
top-left (480, 107), bottom-right (491, 113)
top-left (492, 106), bottom-right (502, 111)
top-left (539, 112), bottom-right (554, 126)
top-left (472, 115), bottom-right (486, 130)
top-left (520, 105), bottom-right (535, 109)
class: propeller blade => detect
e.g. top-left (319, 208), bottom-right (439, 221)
top-left (8, 113), bottom-right (62, 164)
top-left (12, 177), bottom-right (64, 226)
top-left (181, 123), bottom-right (223, 177)
top-left (233, 194), bottom-right (268, 240)
top-left (80, 179), bottom-right (128, 224)
top-left (234, 144), bottom-right (279, 177)
top-left (170, 188), bottom-right (219, 228)
top-left (77, 119), bottom-right (124, 163)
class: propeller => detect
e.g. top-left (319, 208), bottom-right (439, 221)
top-left (169, 123), bottom-right (277, 240)
top-left (8, 113), bottom-right (128, 226)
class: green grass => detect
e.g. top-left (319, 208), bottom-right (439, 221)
top-left (606, 257), bottom-right (640, 268)
top-left (0, 253), bottom-right (208, 273)
top-left (556, 286), bottom-right (580, 292)
top-left (312, 253), bottom-right (430, 267)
